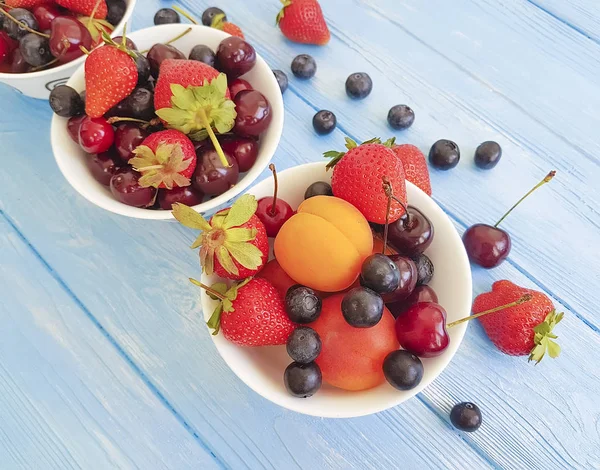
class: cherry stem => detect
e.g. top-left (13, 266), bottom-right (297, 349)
top-left (107, 116), bottom-right (161, 129)
top-left (494, 171), bottom-right (556, 228)
top-left (446, 294), bottom-right (532, 328)
top-left (268, 163), bottom-right (279, 216)
top-left (189, 278), bottom-right (227, 300)
top-left (0, 8), bottom-right (50, 38)
top-left (197, 108), bottom-right (230, 168)
top-left (172, 6), bottom-right (198, 25)
top-left (30, 56), bottom-right (60, 72)
top-left (139, 27), bottom-right (192, 54)
top-left (382, 177), bottom-right (393, 255)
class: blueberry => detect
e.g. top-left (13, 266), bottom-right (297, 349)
top-left (273, 69), bottom-right (288, 94)
top-left (128, 87), bottom-right (155, 121)
top-left (388, 104), bottom-right (415, 130)
top-left (429, 139), bottom-right (460, 170)
top-left (341, 287), bottom-right (384, 328)
top-left (134, 54), bottom-right (151, 86)
top-left (189, 45), bottom-right (215, 67)
top-left (49, 85), bottom-right (84, 117)
top-left (450, 402), bottom-right (482, 432)
top-left (19, 33), bottom-right (52, 67)
top-left (345, 72), bottom-right (372, 99)
top-left (106, 0), bottom-right (127, 26)
top-left (474, 141), bottom-right (502, 170)
top-left (202, 7), bottom-right (226, 26)
top-left (312, 110), bottom-right (337, 135)
top-left (360, 253), bottom-right (400, 294)
top-left (412, 253), bottom-right (434, 286)
top-left (383, 350), bottom-right (424, 391)
top-left (285, 285), bottom-right (322, 324)
top-left (284, 362), bottom-right (322, 398)
top-left (291, 54), bottom-right (316, 79)
top-left (304, 181), bottom-right (332, 199)
top-left (286, 327), bottom-right (321, 364)
top-left (154, 8), bottom-right (180, 25)
top-left (5, 9), bottom-right (39, 40)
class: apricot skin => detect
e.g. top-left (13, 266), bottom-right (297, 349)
top-left (311, 294), bottom-right (399, 391)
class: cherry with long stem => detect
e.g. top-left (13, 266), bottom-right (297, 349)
top-left (268, 164), bottom-right (279, 217)
top-left (255, 164), bottom-right (293, 237)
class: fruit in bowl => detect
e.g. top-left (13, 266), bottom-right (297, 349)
top-left (50, 23), bottom-right (284, 220)
top-left (190, 160), bottom-right (472, 418)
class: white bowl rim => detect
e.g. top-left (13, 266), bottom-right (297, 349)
top-left (0, 0), bottom-right (137, 79)
top-left (51, 23), bottom-right (284, 220)
top-left (201, 161), bottom-right (473, 418)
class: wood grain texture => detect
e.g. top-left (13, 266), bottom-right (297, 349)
top-left (0, 218), bottom-right (221, 470)
top-left (527, 0), bottom-right (600, 43)
top-left (0, 0), bottom-right (599, 468)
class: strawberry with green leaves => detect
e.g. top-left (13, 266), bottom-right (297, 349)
top-left (154, 59), bottom-right (236, 169)
top-left (172, 195), bottom-right (269, 280)
top-left (211, 13), bottom-right (244, 39)
top-left (129, 130), bottom-right (197, 190)
top-left (57, 0), bottom-right (108, 19)
top-left (325, 137), bottom-right (407, 224)
top-left (194, 277), bottom-right (295, 346)
top-left (276, 0), bottom-right (330, 46)
top-left (473, 280), bottom-right (563, 363)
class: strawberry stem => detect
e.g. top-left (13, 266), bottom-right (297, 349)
top-left (189, 277), bottom-right (227, 300)
top-left (268, 164), bottom-right (279, 216)
top-left (494, 171), bottom-right (556, 228)
top-left (88, 0), bottom-right (103, 27)
top-left (382, 177), bottom-right (393, 255)
top-left (197, 108), bottom-right (230, 167)
top-left (447, 294), bottom-right (532, 328)
top-left (172, 6), bottom-right (198, 25)
top-left (0, 8), bottom-right (49, 38)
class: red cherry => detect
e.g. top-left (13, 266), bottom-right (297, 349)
top-left (67, 114), bottom-right (87, 143)
top-left (219, 136), bottom-right (258, 172)
top-left (49, 17), bottom-right (93, 64)
top-left (114, 123), bottom-right (148, 161)
top-left (33, 4), bottom-right (63, 31)
top-left (255, 164), bottom-right (294, 237)
top-left (395, 302), bottom-right (449, 358)
top-left (463, 171), bottom-right (555, 269)
top-left (87, 151), bottom-right (122, 186)
top-left (79, 116), bottom-right (115, 154)
top-left (228, 78), bottom-right (253, 99)
top-left (387, 285), bottom-right (438, 318)
top-left (158, 186), bottom-right (204, 210)
top-left (233, 90), bottom-right (272, 137)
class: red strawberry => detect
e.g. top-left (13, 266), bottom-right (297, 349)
top-left (473, 280), bottom-right (563, 363)
top-left (172, 195), bottom-right (269, 280)
top-left (276, 0), bottom-right (330, 46)
top-left (199, 278), bottom-right (295, 346)
top-left (392, 144), bottom-right (432, 196)
top-left (85, 44), bottom-right (137, 118)
top-left (5, 0), bottom-right (49, 8)
top-left (129, 130), bottom-right (197, 190)
top-left (211, 14), bottom-right (244, 39)
top-left (326, 138), bottom-right (407, 224)
top-left (56, 0), bottom-right (107, 19)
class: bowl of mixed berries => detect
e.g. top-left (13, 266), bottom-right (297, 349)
top-left (174, 138), bottom-right (473, 418)
top-left (50, 22), bottom-right (284, 219)
top-left (0, 0), bottom-right (135, 98)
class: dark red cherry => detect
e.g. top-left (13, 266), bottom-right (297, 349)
top-left (228, 78), bottom-right (253, 99)
top-left (387, 285), bottom-right (438, 319)
top-left (114, 123), bottom-right (148, 161)
top-left (87, 151), bottom-right (122, 186)
top-left (110, 168), bottom-right (157, 208)
top-left (463, 171), bottom-right (555, 269)
top-left (67, 114), bottom-right (87, 143)
top-left (215, 36), bottom-right (256, 79)
top-left (158, 186), bottom-right (204, 210)
top-left (219, 136), bottom-right (258, 172)
top-left (395, 302), bottom-right (449, 358)
top-left (233, 90), bottom-right (272, 137)
top-left (381, 255), bottom-right (417, 304)
top-left (79, 116), bottom-right (114, 154)
top-left (32, 4), bottom-right (63, 31)
top-left (384, 206), bottom-right (434, 256)
top-left (8, 48), bottom-right (31, 73)
top-left (147, 43), bottom-right (185, 77)
top-left (255, 164), bottom-right (294, 237)
top-left (112, 36), bottom-right (137, 50)
top-left (192, 147), bottom-right (239, 196)
top-left (49, 17), bottom-right (93, 64)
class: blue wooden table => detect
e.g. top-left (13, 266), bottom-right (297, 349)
top-left (1, 0), bottom-right (599, 468)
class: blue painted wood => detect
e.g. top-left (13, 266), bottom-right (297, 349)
top-left (1, 0), bottom-right (599, 468)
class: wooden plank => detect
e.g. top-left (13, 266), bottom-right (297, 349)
top-left (0, 217), bottom-right (221, 470)
top-left (0, 88), bottom-right (494, 469)
top-left (527, 0), bottom-right (600, 43)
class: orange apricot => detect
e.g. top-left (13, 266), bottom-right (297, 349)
top-left (274, 196), bottom-right (373, 292)
top-left (312, 294), bottom-right (399, 391)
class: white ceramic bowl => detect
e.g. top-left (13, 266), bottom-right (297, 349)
top-left (51, 24), bottom-right (284, 220)
top-left (0, 0), bottom-right (136, 99)
top-left (201, 162), bottom-right (473, 418)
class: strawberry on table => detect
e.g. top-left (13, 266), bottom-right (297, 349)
top-left (194, 278), bottom-right (295, 346)
top-left (325, 137), bottom-right (407, 224)
top-left (57, 0), bottom-right (108, 19)
top-left (129, 130), bottom-right (197, 190)
top-left (211, 13), bottom-right (244, 39)
top-left (172, 194), bottom-right (269, 280)
top-left (391, 143), bottom-right (432, 196)
top-left (472, 280), bottom-right (563, 363)
top-left (276, 0), bottom-right (330, 46)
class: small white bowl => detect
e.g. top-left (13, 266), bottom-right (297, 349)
top-left (201, 162), bottom-right (473, 418)
top-left (51, 24), bottom-right (284, 220)
top-left (0, 0), bottom-right (136, 99)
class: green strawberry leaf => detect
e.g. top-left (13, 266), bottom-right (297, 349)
top-left (224, 241), bottom-right (263, 270)
top-left (222, 195), bottom-right (258, 229)
top-left (206, 282), bottom-right (228, 300)
top-left (216, 245), bottom-right (239, 276)
top-left (276, 0), bottom-right (292, 24)
top-left (528, 310), bottom-right (564, 364)
top-left (130, 143), bottom-right (192, 189)
top-left (383, 137), bottom-right (396, 148)
top-left (345, 137), bottom-right (358, 150)
top-left (207, 303), bottom-right (223, 335)
top-left (226, 227), bottom-right (257, 243)
top-left (172, 203), bottom-right (212, 231)
top-left (362, 137), bottom-right (381, 145)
